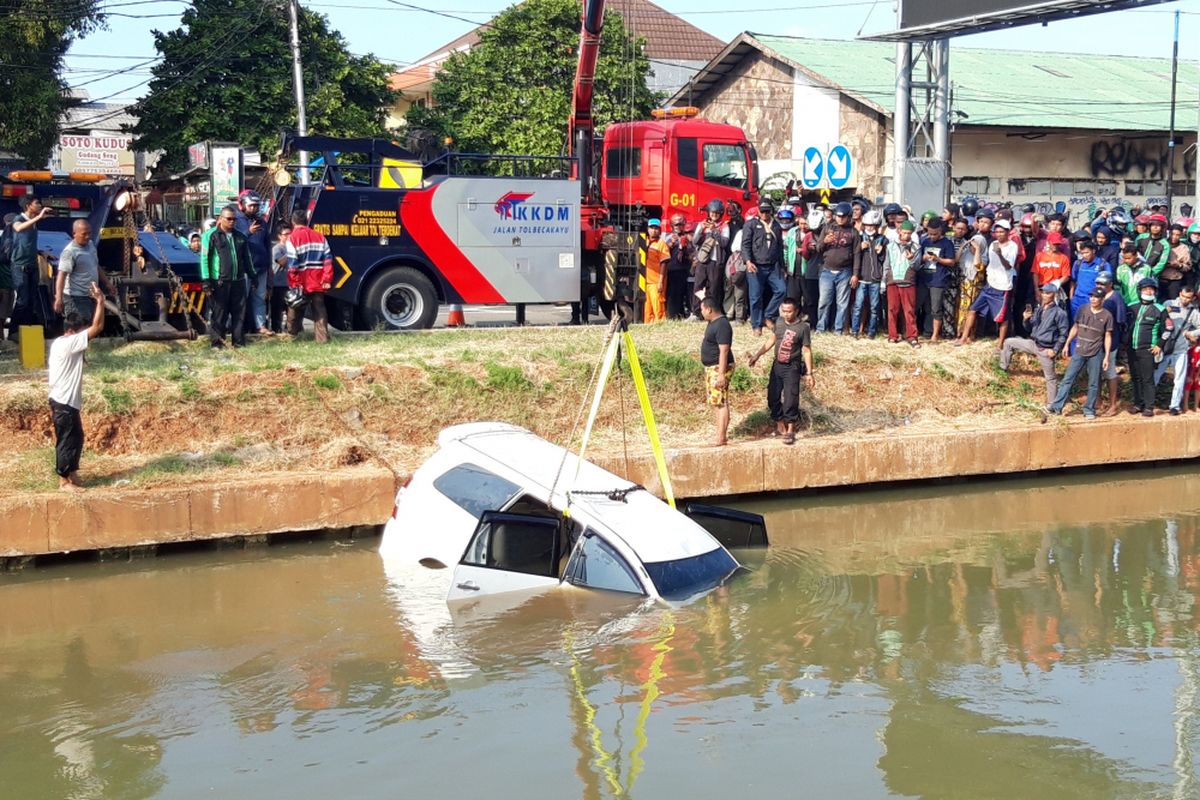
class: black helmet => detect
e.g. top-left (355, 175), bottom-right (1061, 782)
top-left (1137, 277), bottom-right (1159, 291)
top-left (850, 196), bottom-right (871, 212)
top-left (285, 287), bottom-right (307, 308)
top-left (883, 202), bottom-right (903, 218)
top-left (705, 198), bottom-right (725, 214)
top-left (833, 201), bottom-right (853, 217)
top-left (975, 207), bottom-right (996, 220)
top-left (961, 198), bottom-right (979, 217)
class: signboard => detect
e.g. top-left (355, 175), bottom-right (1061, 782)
top-left (801, 147), bottom-right (824, 190)
top-left (209, 145), bottom-right (243, 214)
top-left (56, 134), bottom-right (135, 175)
top-left (863, 0), bottom-right (1174, 41)
top-left (800, 144), bottom-right (854, 190)
top-left (187, 142), bottom-right (209, 170)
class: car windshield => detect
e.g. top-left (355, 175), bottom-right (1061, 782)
top-left (642, 547), bottom-right (739, 601)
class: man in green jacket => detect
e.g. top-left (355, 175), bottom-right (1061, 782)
top-left (1115, 244), bottom-right (1160, 306)
top-left (200, 205), bottom-right (252, 349)
top-left (1126, 276), bottom-right (1168, 416)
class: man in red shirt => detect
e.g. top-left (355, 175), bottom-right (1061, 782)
top-left (285, 209), bottom-right (334, 343)
top-left (1030, 231), bottom-right (1071, 307)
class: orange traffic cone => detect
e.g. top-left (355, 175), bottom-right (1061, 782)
top-left (446, 303), bottom-right (466, 327)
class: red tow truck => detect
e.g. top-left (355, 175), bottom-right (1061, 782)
top-left (268, 0), bottom-right (758, 329)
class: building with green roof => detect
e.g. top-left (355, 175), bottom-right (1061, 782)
top-left (670, 33), bottom-right (1199, 217)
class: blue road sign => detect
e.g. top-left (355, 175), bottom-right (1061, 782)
top-left (801, 147), bottom-right (824, 190)
top-left (827, 144), bottom-right (853, 189)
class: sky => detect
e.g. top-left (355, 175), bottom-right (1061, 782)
top-left (65, 0), bottom-right (1200, 107)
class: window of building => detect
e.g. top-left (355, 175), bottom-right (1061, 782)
top-left (1008, 178), bottom-right (1052, 196)
top-left (1051, 180), bottom-right (1074, 196)
top-left (605, 147), bottom-right (641, 179)
top-left (433, 463), bottom-right (520, 520)
top-left (676, 137), bottom-right (698, 179)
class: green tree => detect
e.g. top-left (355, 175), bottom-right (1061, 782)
top-left (130, 0), bottom-right (396, 172)
top-left (407, 0), bottom-right (657, 158)
top-left (0, 0), bottom-right (105, 166)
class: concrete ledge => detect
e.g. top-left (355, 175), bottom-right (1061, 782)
top-left (2, 416), bottom-right (1195, 559)
top-left (0, 468), bottom-right (397, 558)
top-left (594, 414), bottom-right (1200, 499)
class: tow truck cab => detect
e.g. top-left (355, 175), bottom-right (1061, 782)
top-left (600, 112), bottom-right (759, 229)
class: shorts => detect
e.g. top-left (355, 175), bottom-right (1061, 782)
top-left (969, 286), bottom-right (1009, 323)
top-left (1104, 353), bottom-right (1118, 380)
top-left (705, 364), bottom-right (732, 407)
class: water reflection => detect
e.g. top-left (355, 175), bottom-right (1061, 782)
top-left (0, 468), bottom-right (1198, 798)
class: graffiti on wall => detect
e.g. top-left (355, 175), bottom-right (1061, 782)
top-left (1089, 139), bottom-right (1196, 180)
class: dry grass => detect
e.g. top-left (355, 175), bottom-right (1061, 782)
top-left (0, 323), bottom-right (1047, 495)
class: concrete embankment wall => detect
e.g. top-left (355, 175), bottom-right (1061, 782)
top-left (2, 416), bottom-right (1196, 559)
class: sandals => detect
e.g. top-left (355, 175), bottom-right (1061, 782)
top-left (783, 433), bottom-right (795, 445)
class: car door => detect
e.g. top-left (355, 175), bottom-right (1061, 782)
top-left (447, 511), bottom-right (564, 601)
top-left (683, 503), bottom-right (769, 548)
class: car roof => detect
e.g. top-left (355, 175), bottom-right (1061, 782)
top-left (440, 423), bottom-right (721, 564)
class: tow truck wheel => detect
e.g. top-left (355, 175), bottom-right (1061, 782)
top-left (363, 266), bottom-right (438, 330)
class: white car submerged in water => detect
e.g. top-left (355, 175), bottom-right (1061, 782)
top-left (380, 422), bottom-right (767, 604)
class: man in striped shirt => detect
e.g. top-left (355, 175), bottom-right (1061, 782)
top-left (285, 209), bottom-right (333, 343)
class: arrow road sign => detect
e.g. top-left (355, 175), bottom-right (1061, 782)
top-left (801, 146), bottom-right (824, 189)
top-left (827, 144), bottom-right (852, 189)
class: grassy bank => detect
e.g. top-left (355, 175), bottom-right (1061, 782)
top-left (0, 322), bottom-right (1045, 494)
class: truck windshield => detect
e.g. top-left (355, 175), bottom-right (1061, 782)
top-left (642, 547), bottom-right (739, 601)
top-left (702, 143), bottom-right (749, 189)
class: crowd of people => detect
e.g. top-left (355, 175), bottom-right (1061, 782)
top-left (665, 194), bottom-right (1200, 443)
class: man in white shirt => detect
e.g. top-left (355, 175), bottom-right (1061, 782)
top-left (955, 217), bottom-right (1019, 348)
top-left (48, 282), bottom-right (104, 491)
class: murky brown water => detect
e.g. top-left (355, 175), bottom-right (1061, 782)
top-left (3, 467), bottom-right (1200, 799)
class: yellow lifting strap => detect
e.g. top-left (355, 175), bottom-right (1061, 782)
top-left (572, 326), bottom-right (676, 509)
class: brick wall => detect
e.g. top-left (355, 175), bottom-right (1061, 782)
top-left (692, 52), bottom-right (793, 161)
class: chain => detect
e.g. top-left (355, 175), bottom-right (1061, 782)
top-left (132, 180), bottom-right (199, 340)
top-left (567, 485), bottom-right (645, 503)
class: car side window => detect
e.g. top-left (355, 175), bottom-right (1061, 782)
top-left (564, 531), bottom-right (644, 595)
top-left (433, 463), bottom-right (520, 520)
top-left (461, 512), bottom-right (560, 578)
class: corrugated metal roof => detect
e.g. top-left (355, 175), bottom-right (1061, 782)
top-left (720, 34), bottom-right (1200, 132)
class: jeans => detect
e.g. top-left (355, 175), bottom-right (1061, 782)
top-left (851, 281), bottom-right (881, 336)
top-left (1050, 351), bottom-right (1102, 415)
top-left (748, 265), bottom-right (786, 330)
top-left (249, 270), bottom-right (269, 331)
top-left (1154, 349), bottom-right (1190, 410)
top-left (1000, 337), bottom-right (1059, 403)
top-left (816, 268), bottom-right (851, 332)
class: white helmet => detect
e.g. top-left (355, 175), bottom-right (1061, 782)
top-left (862, 209), bottom-right (884, 227)
top-left (806, 210), bottom-right (824, 229)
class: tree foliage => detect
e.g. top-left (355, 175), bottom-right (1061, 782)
top-left (407, 0), bottom-right (657, 158)
top-left (0, 0), bottom-right (105, 165)
top-left (130, 0), bottom-right (397, 172)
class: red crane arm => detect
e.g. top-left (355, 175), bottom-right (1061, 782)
top-left (568, 0), bottom-right (605, 153)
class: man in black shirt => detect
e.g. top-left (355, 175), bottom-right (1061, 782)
top-left (700, 296), bottom-right (734, 446)
top-left (748, 297), bottom-right (814, 444)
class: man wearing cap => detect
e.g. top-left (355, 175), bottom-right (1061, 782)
top-left (812, 201), bottom-right (861, 334)
top-left (643, 218), bottom-right (669, 322)
top-left (1069, 239), bottom-right (1107, 323)
top-left (1000, 283), bottom-right (1068, 404)
top-left (957, 217), bottom-right (1019, 347)
top-left (917, 216), bottom-right (957, 342)
top-left (1096, 271), bottom-right (1126, 416)
top-left (1127, 276), bottom-right (1168, 416)
top-left (740, 200), bottom-right (786, 334)
top-left (1046, 286), bottom-right (1113, 420)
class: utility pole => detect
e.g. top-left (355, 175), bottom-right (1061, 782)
top-left (1166, 9), bottom-right (1179, 217)
top-left (286, 0), bottom-right (309, 184)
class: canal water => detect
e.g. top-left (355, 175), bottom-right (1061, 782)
top-left (2, 467), bottom-right (1199, 799)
